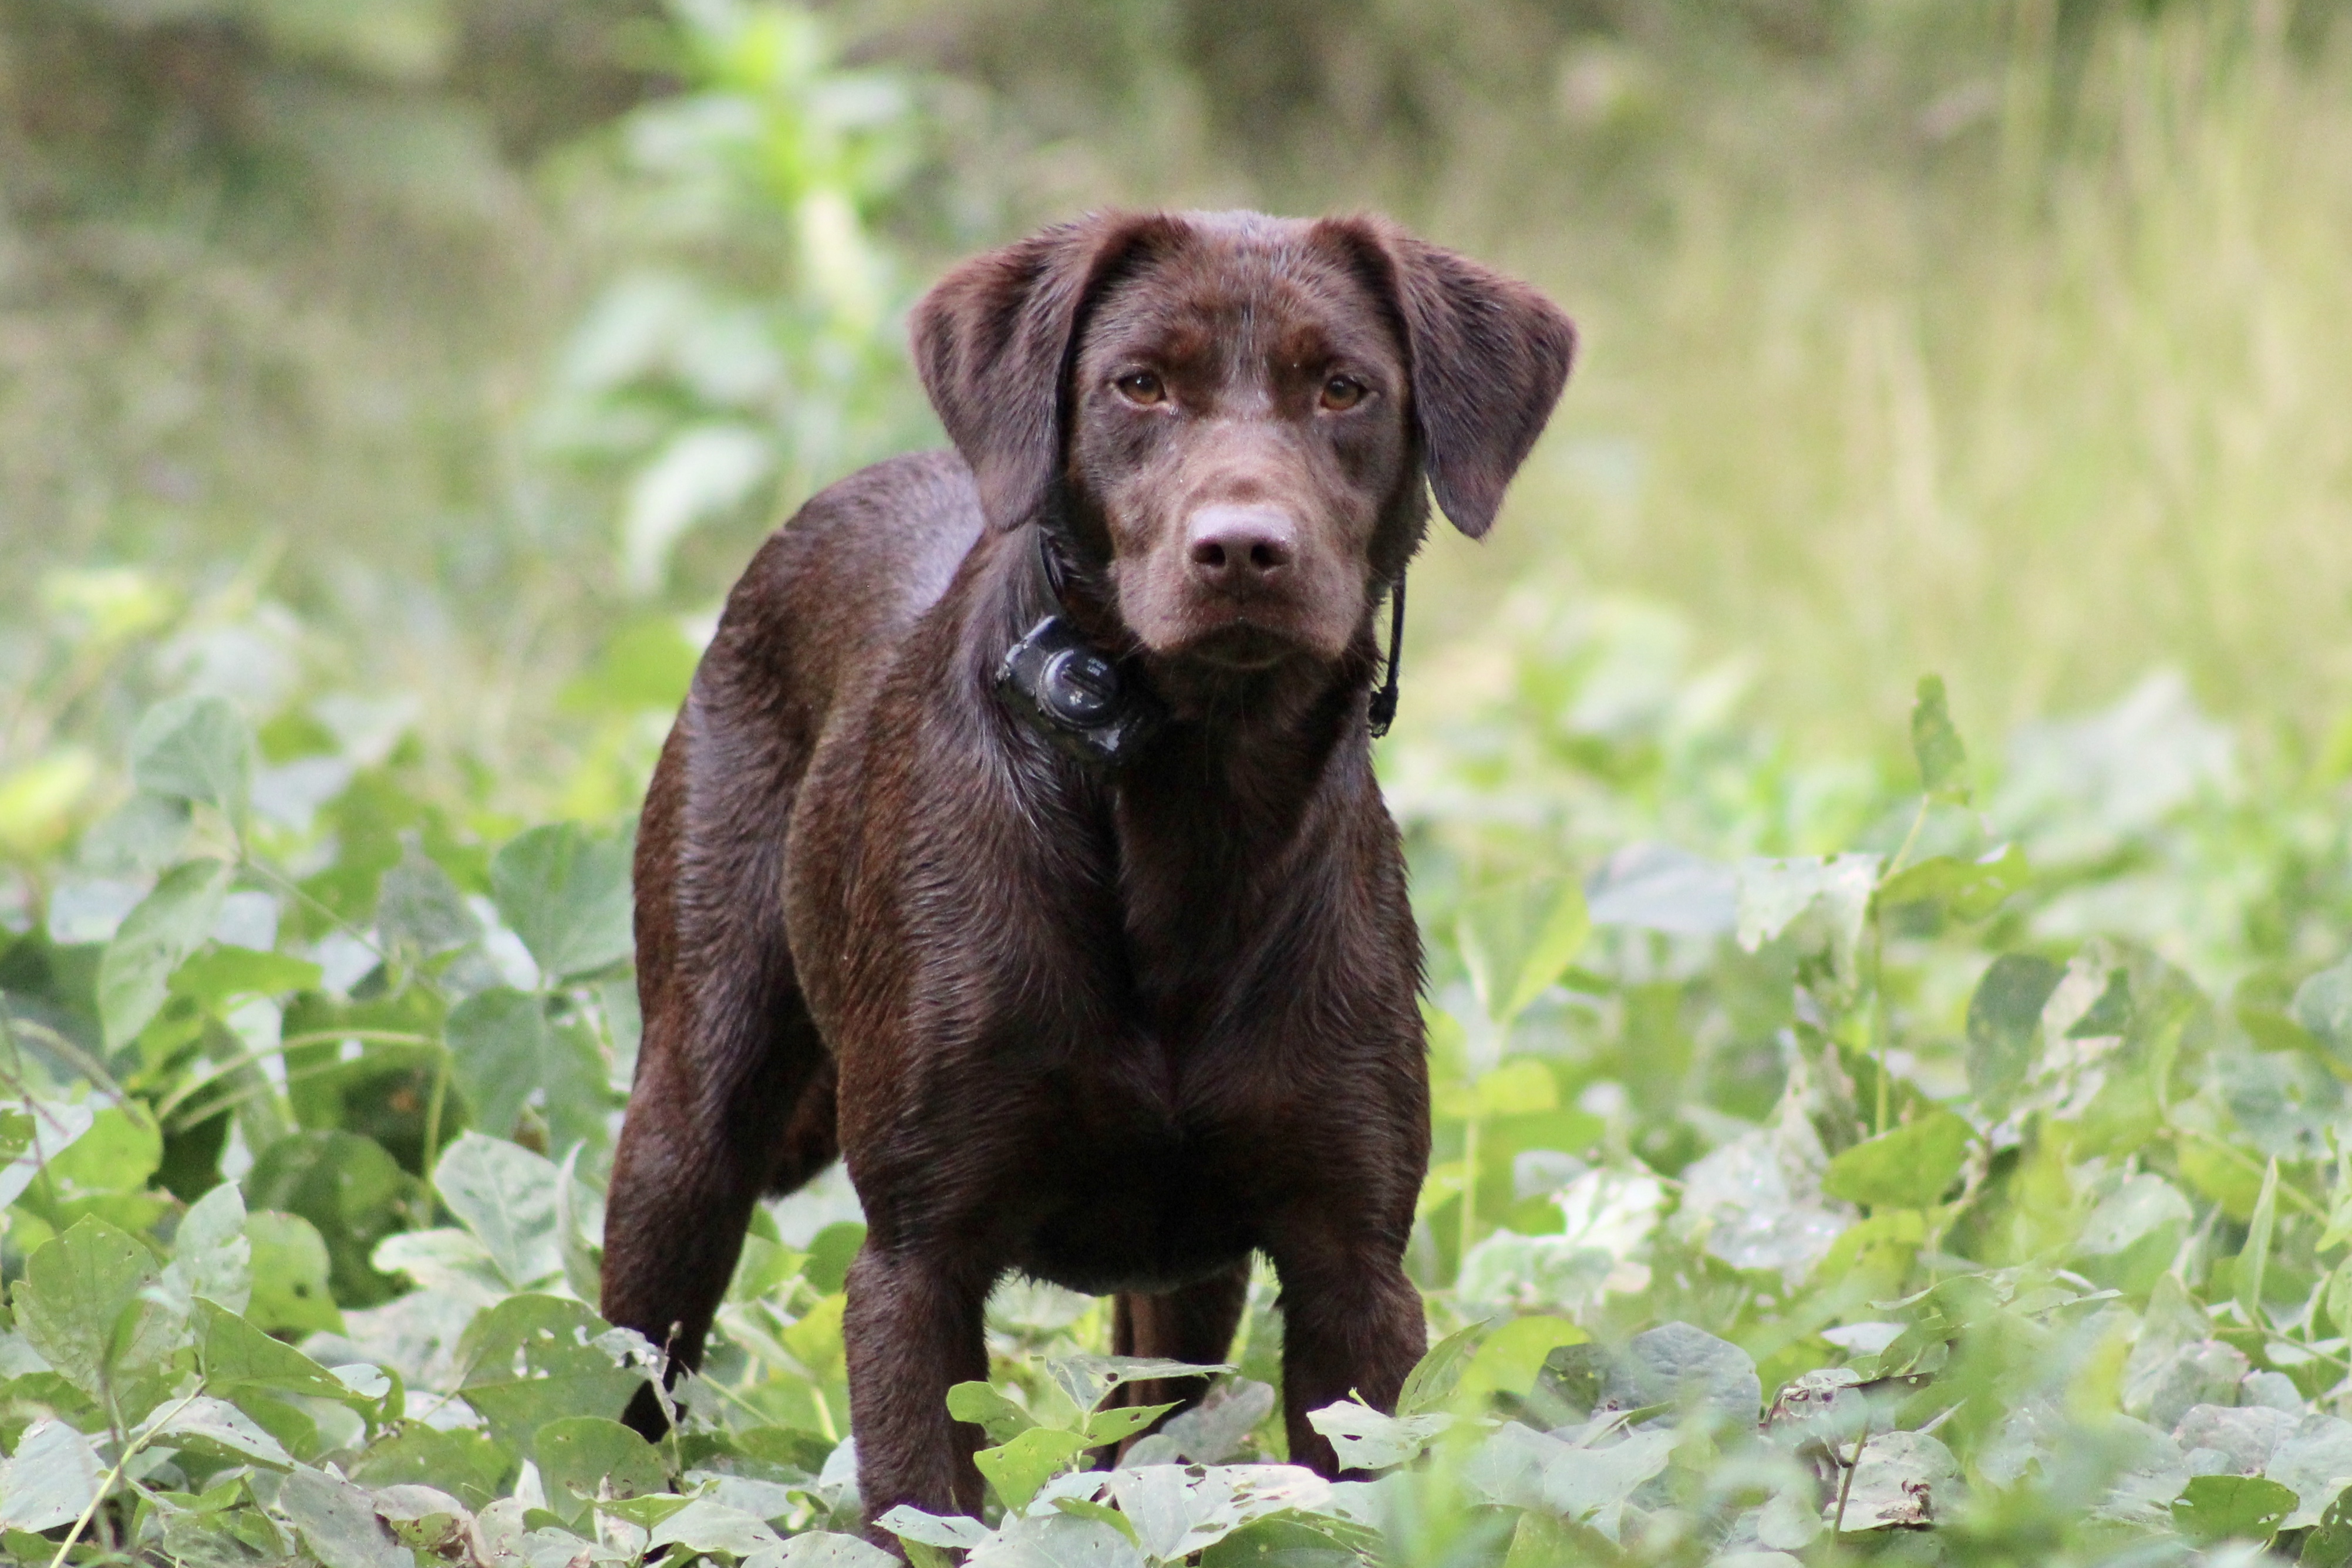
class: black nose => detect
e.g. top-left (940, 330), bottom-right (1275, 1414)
top-left (1186, 505), bottom-right (1297, 583)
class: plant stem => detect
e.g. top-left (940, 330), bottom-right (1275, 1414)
top-left (150, 1029), bottom-right (440, 1121)
top-left (421, 1047), bottom-right (451, 1183)
top-left (1832, 1415), bottom-right (1871, 1536)
top-left (48, 1387), bottom-right (205, 1568)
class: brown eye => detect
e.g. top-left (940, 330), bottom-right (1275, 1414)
top-left (1115, 370), bottom-right (1166, 405)
top-left (1320, 374), bottom-right (1367, 411)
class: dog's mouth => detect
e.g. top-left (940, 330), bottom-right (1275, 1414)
top-left (1165, 618), bottom-right (1308, 672)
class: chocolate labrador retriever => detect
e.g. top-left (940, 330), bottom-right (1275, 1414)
top-left (601, 209), bottom-right (1574, 1525)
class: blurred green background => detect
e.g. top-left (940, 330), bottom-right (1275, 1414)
top-left (7, 0), bottom-right (2350, 823)
top-left (8, 11), bottom-right (2352, 1557)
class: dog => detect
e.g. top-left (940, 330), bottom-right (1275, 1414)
top-left (600, 208), bottom-right (1575, 1528)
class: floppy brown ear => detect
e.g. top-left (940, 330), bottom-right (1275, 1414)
top-left (911, 211), bottom-right (1181, 531)
top-left (1323, 218), bottom-right (1577, 539)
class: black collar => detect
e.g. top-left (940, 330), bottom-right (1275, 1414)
top-left (994, 531), bottom-right (1168, 768)
top-left (992, 528), bottom-right (1409, 768)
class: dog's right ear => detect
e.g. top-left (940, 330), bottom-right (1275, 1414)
top-left (911, 212), bottom-right (1180, 531)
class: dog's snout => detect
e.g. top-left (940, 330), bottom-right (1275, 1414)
top-left (1185, 505), bottom-right (1297, 582)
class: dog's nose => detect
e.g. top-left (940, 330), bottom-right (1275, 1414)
top-left (1186, 505), bottom-right (1296, 583)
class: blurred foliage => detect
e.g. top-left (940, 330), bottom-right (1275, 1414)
top-left (8, 1), bottom-right (2352, 1564)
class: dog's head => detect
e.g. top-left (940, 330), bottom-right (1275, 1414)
top-left (912, 210), bottom-right (1575, 675)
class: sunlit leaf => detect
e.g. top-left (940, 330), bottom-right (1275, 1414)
top-left (1966, 953), bottom-right (2064, 1117)
top-left (279, 1466), bottom-right (413, 1568)
top-left (457, 1294), bottom-right (643, 1456)
top-left (132, 694), bottom-right (254, 827)
top-left (1821, 1111), bottom-right (1974, 1210)
top-left (537, 1416), bottom-right (666, 1526)
top-left (96, 857), bottom-right (232, 1048)
top-left (1910, 674), bottom-right (1970, 802)
top-left (431, 1131), bottom-right (562, 1290)
top-left (489, 822), bottom-right (635, 982)
top-left (2171, 1473), bottom-right (2296, 1544)
top-left (972, 1425), bottom-right (1089, 1511)
top-left (11, 1215), bottom-right (186, 1413)
top-left (0, 1418), bottom-right (102, 1533)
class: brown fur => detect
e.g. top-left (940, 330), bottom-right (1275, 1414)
top-left (601, 209), bottom-right (1574, 1534)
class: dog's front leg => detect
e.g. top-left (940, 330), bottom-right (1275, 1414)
top-left (844, 1244), bottom-right (993, 1534)
top-left (1265, 1225), bottom-right (1427, 1478)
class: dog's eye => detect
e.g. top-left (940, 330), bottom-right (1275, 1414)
top-left (1320, 375), bottom-right (1367, 411)
top-left (1114, 371), bottom-right (1166, 406)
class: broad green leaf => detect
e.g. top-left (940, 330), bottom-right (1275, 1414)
top-left (1875, 844), bottom-right (2027, 923)
top-left (345, 1426), bottom-right (515, 1512)
top-left (375, 836), bottom-right (481, 959)
top-left (132, 694), bottom-right (254, 826)
top-left (946, 1379), bottom-right (1038, 1442)
top-left (1046, 1354), bottom-right (1229, 1414)
top-left (2301, 1485), bottom-right (2352, 1568)
top-left (555, 1145), bottom-right (605, 1306)
top-left (38, 1103), bottom-right (161, 1200)
top-left (1539, 1426), bottom-right (1678, 1526)
top-left (444, 989), bottom-right (606, 1152)
top-left (1134, 1378), bottom-right (1274, 1464)
top-left (2171, 1473), bottom-right (2296, 1544)
top-left (535, 1416), bottom-right (666, 1526)
top-left (97, 857), bottom-right (232, 1048)
top-left (1437, 1057), bottom-right (1559, 1122)
top-left (1910, 673), bottom-right (1970, 802)
top-left (1835, 1429), bottom-right (1959, 1530)
top-left (2238, 1157), bottom-right (2280, 1323)
top-left (242, 1209), bottom-right (345, 1337)
top-left (169, 946), bottom-right (322, 1009)
top-left (278, 1466), bottom-right (415, 1568)
top-left (597, 1492), bottom-right (696, 1528)
top-left (372, 1486), bottom-right (473, 1559)
top-left (1080, 1398), bottom-right (1177, 1446)
top-left (972, 1425), bottom-right (1089, 1511)
top-left (2297, 956), bottom-right (2352, 1065)
top-left (644, 1498), bottom-right (782, 1556)
top-left (874, 1506), bottom-right (990, 1550)
top-left (490, 822), bottom-right (634, 981)
top-left (247, 1130), bottom-right (416, 1309)
top-left (1454, 1316), bottom-right (1589, 1412)
top-left (432, 1131), bottom-right (562, 1289)
top-left (11, 1216), bottom-right (186, 1413)
top-left (1397, 1323), bottom-right (1485, 1417)
top-left (1602, 1321), bottom-right (1761, 1431)
top-left (370, 1228), bottom-right (507, 1304)
top-left (765, 1530), bottom-right (899, 1566)
top-left (2067, 966), bottom-right (2135, 1038)
top-left (0, 1100), bottom-right (94, 1211)
top-left (1504, 882), bottom-right (1590, 1021)
top-left (1966, 954), bottom-right (2064, 1117)
top-left (1734, 854), bottom-right (1879, 980)
top-left (1822, 1111), bottom-right (1974, 1210)
top-left (164, 1181), bottom-right (252, 1313)
top-left (1304, 1400), bottom-right (1453, 1470)
top-left (457, 1294), bottom-right (643, 1456)
top-left (193, 1299), bottom-right (351, 1400)
top-left (151, 1394), bottom-right (294, 1470)
top-left (0, 1418), bottom-right (102, 1532)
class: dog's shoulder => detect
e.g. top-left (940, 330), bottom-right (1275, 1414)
top-left (707, 448), bottom-right (985, 685)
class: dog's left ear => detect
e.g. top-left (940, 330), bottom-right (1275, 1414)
top-left (1320, 217), bottom-right (1577, 539)
top-left (911, 211), bottom-right (1184, 531)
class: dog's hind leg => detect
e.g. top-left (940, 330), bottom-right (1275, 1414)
top-left (604, 719), bottom-right (834, 1439)
top-left (1103, 1263), bottom-right (1251, 1456)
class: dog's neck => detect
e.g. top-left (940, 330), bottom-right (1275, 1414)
top-left (978, 518), bottom-right (1384, 773)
